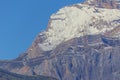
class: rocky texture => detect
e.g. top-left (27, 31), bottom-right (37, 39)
top-left (0, 68), bottom-right (57, 80)
top-left (25, 3), bottom-right (120, 59)
top-left (0, 0), bottom-right (120, 80)
top-left (84, 0), bottom-right (120, 9)
top-left (0, 35), bottom-right (120, 80)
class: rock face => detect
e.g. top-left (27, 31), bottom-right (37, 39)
top-left (85, 0), bottom-right (120, 9)
top-left (0, 68), bottom-right (58, 80)
top-left (0, 0), bottom-right (120, 80)
top-left (26, 3), bottom-right (120, 59)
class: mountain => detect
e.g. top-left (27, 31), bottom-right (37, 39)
top-left (26, 3), bottom-right (120, 59)
top-left (0, 0), bottom-right (120, 80)
top-left (0, 68), bottom-right (57, 80)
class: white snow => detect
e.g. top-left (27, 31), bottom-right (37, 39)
top-left (38, 4), bottom-right (120, 51)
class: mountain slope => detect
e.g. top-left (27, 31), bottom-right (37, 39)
top-left (26, 3), bottom-right (120, 59)
top-left (0, 0), bottom-right (120, 80)
top-left (1, 34), bottom-right (120, 80)
top-left (0, 68), bottom-right (57, 80)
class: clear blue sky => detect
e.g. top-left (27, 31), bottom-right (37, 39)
top-left (0, 0), bottom-right (84, 60)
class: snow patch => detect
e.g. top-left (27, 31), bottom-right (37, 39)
top-left (38, 4), bottom-right (120, 51)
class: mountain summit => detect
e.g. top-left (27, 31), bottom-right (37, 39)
top-left (0, 0), bottom-right (120, 80)
top-left (26, 2), bottom-right (120, 58)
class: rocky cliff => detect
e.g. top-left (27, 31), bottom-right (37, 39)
top-left (0, 0), bottom-right (120, 80)
top-left (0, 68), bottom-right (57, 80)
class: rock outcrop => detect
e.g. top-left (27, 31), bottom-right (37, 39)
top-left (85, 0), bottom-right (120, 9)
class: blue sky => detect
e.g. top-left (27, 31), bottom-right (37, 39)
top-left (0, 0), bottom-right (84, 60)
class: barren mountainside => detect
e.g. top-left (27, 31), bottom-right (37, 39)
top-left (0, 68), bottom-right (57, 80)
top-left (0, 0), bottom-right (120, 80)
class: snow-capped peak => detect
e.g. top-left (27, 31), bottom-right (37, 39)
top-left (37, 4), bottom-right (120, 51)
